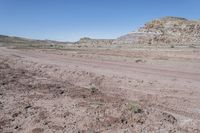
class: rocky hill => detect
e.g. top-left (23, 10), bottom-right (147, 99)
top-left (114, 17), bottom-right (200, 45)
top-left (75, 37), bottom-right (114, 47)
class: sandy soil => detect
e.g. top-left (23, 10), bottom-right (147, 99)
top-left (0, 47), bottom-right (200, 133)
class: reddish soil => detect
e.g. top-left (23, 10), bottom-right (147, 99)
top-left (0, 47), bottom-right (200, 133)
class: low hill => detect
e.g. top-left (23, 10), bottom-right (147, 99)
top-left (75, 37), bottom-right (114, 47)
top-left (0, 35), bottom-right (72, 48)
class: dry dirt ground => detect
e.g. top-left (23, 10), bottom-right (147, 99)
top-left (0, 47), bottom-right (200, 133)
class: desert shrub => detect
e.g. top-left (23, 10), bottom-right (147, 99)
top-left (170, 45), bottom-right (175, 48)
top-left (189, 44), bottom-right (196, 48)
top-left (135, 59), bottom-right (143, 63)
top-left (128, 102), bottom-right (142, 113)
top-left (90, 85), bottom-right (97, 93)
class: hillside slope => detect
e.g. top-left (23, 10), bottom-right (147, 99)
top-left (114, 17), bottom-right (200, 45)
top-left (0, 35), bottom-right (72, 48)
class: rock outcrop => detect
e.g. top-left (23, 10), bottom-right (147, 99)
top-left (76, 37), bottom-right (114, 47)
top-left (114, 17), bottom-right (200, 45)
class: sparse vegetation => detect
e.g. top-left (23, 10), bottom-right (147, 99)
top-left (135, 59), bottom-right (146, 63)
top-left (128, 102), bottom-right (142, 113)
top-left (189, 44), bottom-right (196, 48)
top-left (170, 45), bottom-right (175, 48)
top-left (135, 59), bottom-right (143, 63)
top-left (90, 85), bottom-right (97, 93)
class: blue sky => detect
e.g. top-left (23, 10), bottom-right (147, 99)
top-left (0, 0), bottom-right (199, 41)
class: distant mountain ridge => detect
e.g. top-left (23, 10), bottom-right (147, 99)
top-left (114, 16), bottom-right (200, 45)
top-left (0, 35), bottom-right (72, 46)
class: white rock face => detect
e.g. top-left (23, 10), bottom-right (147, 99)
top-left (114, 17), bottom-right (200, 45)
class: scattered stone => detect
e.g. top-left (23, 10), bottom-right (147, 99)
top-left (162, 112), bottom-right (177, 124)
top-left (24, 105), bottom-right (32, 110)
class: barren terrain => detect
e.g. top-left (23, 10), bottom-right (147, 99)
top-left (1, 46), bottom-right (200, 133)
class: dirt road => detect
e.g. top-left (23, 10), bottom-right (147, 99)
top-left (1, 47), bottom-right (200, 132)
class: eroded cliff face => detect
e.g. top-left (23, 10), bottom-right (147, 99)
top-left (114, 17), bottom-right (200, 45)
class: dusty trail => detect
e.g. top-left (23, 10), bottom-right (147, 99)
top-left (1, 47), bottom-right (200, 82)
